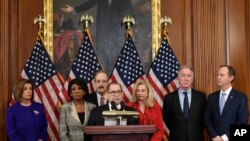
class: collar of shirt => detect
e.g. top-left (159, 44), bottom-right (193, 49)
top-left (220, 86), bottom-right (232, 101)
top-left (97, 93), bottom-right (101, 105)
top-left (178, 88), bottom-right (192, 110)
top-left (178, 88), bottom-right (192, 95)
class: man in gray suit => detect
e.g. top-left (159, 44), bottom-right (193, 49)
top-left (162, 65), bottom-right (206, 141)
top-left (204, 65), bottom-right (249, 141)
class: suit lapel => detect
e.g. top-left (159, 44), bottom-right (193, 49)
top-left (104, 103), bottom-right (111, 111)
top-left (94, 92), bottom-right (99, 106)
top-left (221, 90), bottom-right (235, 115)
top-left (83, 101), bottom-right (96, 126)
top-left (83, 102), bottom-right (89, 126)
top-left (189, 89), bottom-right (196, 119)
top-left (215, 92), bottom-right (221, 116)
top-left (174, 91), bottom-right (185, 121)
top-left (70, 102), bottom-right (81, 124)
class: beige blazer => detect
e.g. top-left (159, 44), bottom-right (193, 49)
top-left (59, 101), bottom-right (96, 141)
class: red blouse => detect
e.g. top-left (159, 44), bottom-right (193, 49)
top-left (127, 101), bottom-right (164, 141)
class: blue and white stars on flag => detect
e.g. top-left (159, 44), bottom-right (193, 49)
top-left (147, 35), bottom-right (180, 107)
top-left (20, 37), bottom-right (69, 141)
top-left (110, 34), bottom-right (146, 102)
top-left (147, 34), bottom-right (180, 140)
top-left (64, 30), bottom-right (102, 93)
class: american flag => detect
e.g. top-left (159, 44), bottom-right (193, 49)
top-left (64, 30), bottom-right (102, 93)
top-left (20, 37), bottom-right (69, 141)
top-left (110, 34), bottom-right (146, 102)
top-left (147, 34), bottom-right (180, 140)
top-left (147, 35), bottom-right (180, 107)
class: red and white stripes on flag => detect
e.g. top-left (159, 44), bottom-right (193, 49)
top-left (63, 30), bottom-right (102, 94)
top-left (147, 34), bottom-right (180, 107)
top-left (147, 34), bottom-right (180, 139)
top-left (19, 37), bottom-right (69, 141)
top-left (110, 34), bottom-right (146, 102)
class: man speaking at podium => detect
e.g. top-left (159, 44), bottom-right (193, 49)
top-left (88, 82), bottom-right (139, 126)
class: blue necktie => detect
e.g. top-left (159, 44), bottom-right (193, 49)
top-left (183, 92), bottom-right (189, 121)
top-left (220, 93), bottom-right (226, 114)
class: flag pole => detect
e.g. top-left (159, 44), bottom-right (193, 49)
top-left (160, 16), bottom-right (172, 45)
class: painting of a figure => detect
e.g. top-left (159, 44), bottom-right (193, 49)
top-left (53, 0), bottom-right (151, 79)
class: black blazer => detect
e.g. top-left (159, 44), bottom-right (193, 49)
top-left (204, 88), bottom-right (249, 139)
top-left (88, 103), bottom-right (139, 126)
top-left (85, 92), bottom-right (98, 106)
top-left (163, 89), bottom-right (206, 141)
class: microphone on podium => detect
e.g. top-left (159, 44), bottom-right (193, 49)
top-left (110, 101), bottom-right (125, 111)
top-left (120, 101), bottom-right (125, 111)
top-left (111, 101), bottom-right (117, 110)
top-left (103, 101), bottom-right (139, 125)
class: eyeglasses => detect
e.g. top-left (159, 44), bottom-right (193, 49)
top-left (95, 80), bottom-right (107, 84)
top-left (108, 90), bottom-right (122, 95)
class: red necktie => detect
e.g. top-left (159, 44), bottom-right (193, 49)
top-left (100, 96), bottom-right (105, 106)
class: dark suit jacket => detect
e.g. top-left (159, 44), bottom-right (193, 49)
top-left (85, 92), bottom-right (108, 107)
top-left (88, 103), bottom-right (139, 126)
top-left (85, 92), bottom-right (98, 106)
top-left (204, 88), bottom-right (249, 139)
top-left (163, 89), bottom-right (206, 141)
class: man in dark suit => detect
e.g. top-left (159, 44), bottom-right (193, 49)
top-left (204, 65), bottom-right (249, 141)
top-left (162, 65), bottom-right (206, 141)
top-left (85, 71), bottom-right (108, 107)
top-left (88, 82), bottom-right (139, 126)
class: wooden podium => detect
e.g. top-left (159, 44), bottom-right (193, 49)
top-left (84, 125), bottom-right (156, 141)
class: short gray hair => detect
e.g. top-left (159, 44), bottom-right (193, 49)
top-left (178, 65), bottom-right (194, 77)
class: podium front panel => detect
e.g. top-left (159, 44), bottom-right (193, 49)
top-left (84, 125), bottom-right (156, 141)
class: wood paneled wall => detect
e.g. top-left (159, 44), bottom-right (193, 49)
top-left (162, 0), bottom-right (250, 139)
top-left (0, 0), bottom-right (43, 140)
top-left (0, 0), bottom-right (10, 141)
top-left (162, 0), bottom-right (250, 113)
top-left (0, 0), bottom-right (249, 140)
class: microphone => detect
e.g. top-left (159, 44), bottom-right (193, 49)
top-left (111, 101), bottom-right (117, 110)
top-left (120, 101), bottom-right (125, 111)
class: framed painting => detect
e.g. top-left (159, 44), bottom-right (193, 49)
top-left (44, 0), bottom-right (161, 80)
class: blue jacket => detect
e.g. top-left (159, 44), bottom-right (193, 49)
top-left (204, 89), bottom-right (249, 139)
top-left (6, 102), bottom-right (48, 141)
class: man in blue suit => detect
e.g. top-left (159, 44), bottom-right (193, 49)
top-left (204, 65), bottom-right (249, 141)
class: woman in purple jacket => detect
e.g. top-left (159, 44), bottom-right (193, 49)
top-left (6, 79), bottom-right (48, 141)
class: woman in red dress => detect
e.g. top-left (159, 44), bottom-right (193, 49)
top-left (127, 80), bottom-right (164, 141)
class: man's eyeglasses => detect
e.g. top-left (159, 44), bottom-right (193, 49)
top-left (95, 80), bottom-right (107, 84)
top-left (108, 90), bottom-right (122, 95)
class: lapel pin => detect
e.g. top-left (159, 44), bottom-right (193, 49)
top-left (34, 110), bottom-right (39, 115)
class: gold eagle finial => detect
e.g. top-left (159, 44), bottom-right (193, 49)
top-left (80, 13), bottom-right (94, 31)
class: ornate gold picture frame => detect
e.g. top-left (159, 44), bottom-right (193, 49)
top-left (44, 0), bottom-right (160, 78)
